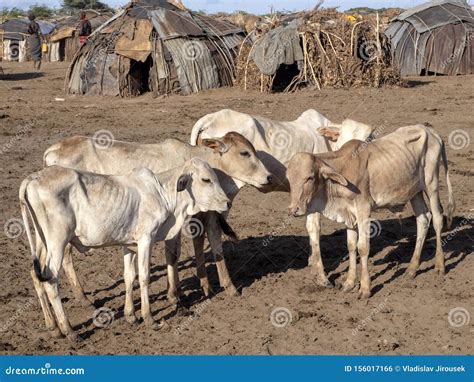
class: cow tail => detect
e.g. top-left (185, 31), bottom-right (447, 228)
top-left (19, 178), bottom-right (50, 282)
top-left (441, 140), bottom-right (455, 229)
top-left (217, 214), bottom-right (239, 242)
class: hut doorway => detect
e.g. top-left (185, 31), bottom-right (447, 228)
top-left (128, 55), bottom-right (153, 96)
top-left (271, 63), bottom-right (300, 92)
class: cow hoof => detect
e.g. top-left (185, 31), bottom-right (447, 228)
top-left (316, 278), bottom-right (333, 289)
top-left (175, 304), bottom-right (193, 317)
top-left (357, 289), bottom-right (371, 299)
top-left (341, 281), bottom-right (356, 293)
top-left (38, 327), bottom-right (63, 340)
top-left (405, 268), bottom-right (417, 279)
top-left (49, 327), bottom-right (63, 339)
top-left (225, 285), bottom-right (240, 297)
top-left (201, 284), bottom-right (215, 298)
top-left (125, 314), bottom-right (138, 326)
top-left (66, 333), bottom-right (83, 343)
top-left (146, 320), bottom-right (164, 331)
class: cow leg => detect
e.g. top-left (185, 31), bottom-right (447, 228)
top-left (43, 243), bottom-right (78, 341)
top-left (357, 217), bottom-right (371, 299)
top-left (192, 231), bottom-right (214, 297)
top-left (30, 237), bottom-right (61, 338)
top-left (137, 237), bottom-right (160, 329)
top-left (342, 228), bottom-right (358, 292)
top-left (206, 213), bottom-right (239, 296)
top-left (306, 212), bottom-right (332, 287)
top-left (406, 193), bottom-right (431, 278)
top-left (62, 245), bottom-right (93, 308)
top-left (123, 247), bottom-right (137, 325)
top-left (165, 234), bottom-right (183, 304)
top-left (426, 187), bottom-right (445, 275)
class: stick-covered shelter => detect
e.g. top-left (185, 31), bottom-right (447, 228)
top-left (65, 0), bottom-right (245, 97)
top-left (385, 0), bottom-right (474, 76)
top-left (235, 8), bottom-right (402, 93)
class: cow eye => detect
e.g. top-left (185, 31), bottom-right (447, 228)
top-left (306, 176), bottom-right (315, 182)
top-left (240, 151), bottom-right (251, 158)
top-left (202, 178), bottom-right (211, 183)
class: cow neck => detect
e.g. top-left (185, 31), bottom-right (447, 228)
top-left (154, 166), bottom-right (191, 216)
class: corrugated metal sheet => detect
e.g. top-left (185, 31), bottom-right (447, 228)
top-left (164, 38), bottom-right (219, 94)
top-left (193, 14), bottom-right (243, 36)
top-left (404, 3), bottom-right (474, 33)
top-left (221, 34), bottom-right (244, 50)
top-left (385, 0), bottom-right (474, 76)
top-left (149, 9), bottom-right (203, 39)
top-left (392, 0), bottom-right (471, 21)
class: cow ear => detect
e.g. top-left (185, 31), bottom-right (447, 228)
top-left (317, 126), bottom-right (340, 142)
top-left (177, 174), bottom-right (191, 192)
top-left (201, 138), bottom-right (228, 154)
top-left (320, 165), bottom-right (348, 186)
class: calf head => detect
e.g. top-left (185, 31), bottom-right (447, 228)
top-left (200, 132), bottom-right (273, 189)
top-left (177, 158), bottom-right (230, 215)
top-left (287, 153), bottom-right (348, 217)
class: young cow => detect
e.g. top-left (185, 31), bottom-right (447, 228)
top-left (191, 110), bottom-right (375, 291)
top-left (43, 132), bottom-right (272, 302)
top-left (20, 159), bottom-right (229, 341)
top-left (287, 125), bottom-right (454, 298)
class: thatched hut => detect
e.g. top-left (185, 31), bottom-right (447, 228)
top-left (47, 10), bottom-right (113, 62)
top-left (385, 0), bottom-right (474, 76)
top-left (0, 18), bottom-right (55, 61)
top-left (65, 0), bottom-right (245, 97)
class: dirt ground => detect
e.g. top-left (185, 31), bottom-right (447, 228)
top-left (0, 61), bottom-right (472, 355)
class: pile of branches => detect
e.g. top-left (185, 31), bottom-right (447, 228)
top-left (235, 7), bottom-right (403, 92)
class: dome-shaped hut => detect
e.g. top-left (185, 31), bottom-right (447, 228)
top-left (65, 0), bottom-right (245, 97)
top-left (385, 0), bottom-right (474, 76)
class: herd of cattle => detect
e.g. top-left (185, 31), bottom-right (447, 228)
top-left (19, 109), bottom-right (454, 341)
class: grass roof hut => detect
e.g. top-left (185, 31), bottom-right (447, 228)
top-left (47, 10), bottom-right (113, 62)
top-left (385, 0), bottom-right (474, 76)
top-left (65, 0), bottom-right (245, 97)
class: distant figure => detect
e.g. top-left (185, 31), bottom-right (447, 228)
top-left (78, 11), bottom-right (92, 45)
top-left (27, 14), bottom-right (42, 70)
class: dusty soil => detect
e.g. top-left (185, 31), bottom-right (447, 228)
top-left (0, 62), bottom-right (472, 355)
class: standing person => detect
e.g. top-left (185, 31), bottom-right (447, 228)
top-left (27, 14), bottom-right (42, 70)
top-left (78, 11), bottom-right (92, 45)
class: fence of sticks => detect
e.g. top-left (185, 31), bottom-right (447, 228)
top-left (235, 8), bottom-right (403, 93)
